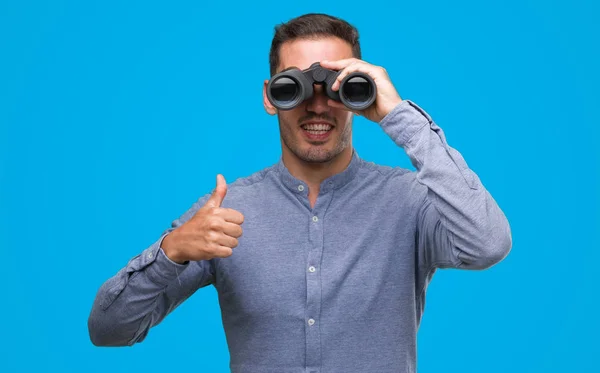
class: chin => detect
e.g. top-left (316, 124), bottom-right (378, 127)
top-left (298, 147), bottom-right (339, 163)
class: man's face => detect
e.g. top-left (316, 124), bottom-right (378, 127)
top-left (263, 37), bottom-right (354, 164)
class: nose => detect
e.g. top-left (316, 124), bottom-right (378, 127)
top-left (305, 84), bottom-right (330, 115)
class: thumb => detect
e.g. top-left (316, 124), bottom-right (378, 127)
top-left (206, 174), bottom-right (227, 208)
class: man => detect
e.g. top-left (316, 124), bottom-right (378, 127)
top-left (88, 13), bottom-right (512, 373)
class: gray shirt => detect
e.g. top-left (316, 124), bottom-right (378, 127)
top-left (88, 99), bottom-right (512, 373)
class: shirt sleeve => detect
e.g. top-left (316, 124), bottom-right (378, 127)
top-left (379, 100), bottom-right (512, 273)
top-left (87, 193), bottom-right (214, 346)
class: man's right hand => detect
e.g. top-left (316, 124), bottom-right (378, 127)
top-left (161, 174), bottom-right (244, 264)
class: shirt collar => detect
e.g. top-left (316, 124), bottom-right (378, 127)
top-left (276, 148), bottom-right (362, 194)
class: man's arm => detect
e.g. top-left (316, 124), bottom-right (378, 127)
top-left (317, 58), bottom-right (511, 271)
top-left (380, 100), bottom-right (512, 271)
top-left (87, 194), bottom-right (214, 347)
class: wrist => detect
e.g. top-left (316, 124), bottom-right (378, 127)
top-left (380, 99), bottom-right (403, 122)
top-left (161, 232), bottom-right (186, 264)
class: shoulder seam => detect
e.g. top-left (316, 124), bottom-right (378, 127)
top-left (226, 164), bottom-right (278, 190)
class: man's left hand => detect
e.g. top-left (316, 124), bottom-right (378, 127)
top-left (319, 58), bottom-right (403, 123)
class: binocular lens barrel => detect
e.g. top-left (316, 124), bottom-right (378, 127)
top-left (340, 76), bottom-right (374, 108)
top-left (270, 77), bottom-right (300, 106)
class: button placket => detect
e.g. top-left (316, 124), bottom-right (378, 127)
top-left (306, 195), bottom-right (331, 372)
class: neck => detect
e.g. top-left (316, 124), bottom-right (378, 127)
top-left (281, 146), bottom-right (354, 188)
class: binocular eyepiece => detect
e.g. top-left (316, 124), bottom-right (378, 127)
top-left (266, 62), bottom-right (377, 111)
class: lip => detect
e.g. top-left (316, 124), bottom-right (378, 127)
top-left (300, 122), bottom-right (334, 141)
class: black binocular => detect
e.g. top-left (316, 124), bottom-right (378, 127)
top-left (266, 62), bottom-right (377, 111)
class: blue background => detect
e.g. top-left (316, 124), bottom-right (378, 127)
top-left (1, 0), bottom-right (598, 372)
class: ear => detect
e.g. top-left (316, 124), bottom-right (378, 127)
top-left (263, 79), bottom-right (277, 115)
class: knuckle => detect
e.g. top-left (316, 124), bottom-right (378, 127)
top-left (208, 219), bottom-right (220, 230)
top-left (207, 230), bottom-right (218, 242)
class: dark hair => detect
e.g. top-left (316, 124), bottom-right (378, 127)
top-left (268, 13), bottom-right (362, 76)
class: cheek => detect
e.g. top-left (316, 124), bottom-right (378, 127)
top-left (278, 116), bottom-right (297, 136)
top-left (279, 109), bottom-right (303, 127)
top-left (334, 110), bottom-right (353, 126)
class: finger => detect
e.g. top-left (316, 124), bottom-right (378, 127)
top-left (327, 99), bottom-right (362, 116)
top-left (212, 245), bottom-right (234, 258)
top-left (319, 58), bottom-right (360, 70)
top-left (215, 232), bottom-right (239, 249)
top-left (218, 208), bottom-right (245, 225)
top-left (205, 174), bottom-right (227, 208)
top-left (331, 62), bottom-right (373, 91)
top-left (222, 221), bottom-right (243, 238)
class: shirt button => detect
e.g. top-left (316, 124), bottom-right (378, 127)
top-left (308, 318), bottom-right (315, 326)
top-left (297, 185), bottom-right (304, 191)
top-left (312, 216), bottom-right (318, 222)
top-left (148, 253), bottom-right (153, 259)
top-left (309, 266), bottom-right (316, 272)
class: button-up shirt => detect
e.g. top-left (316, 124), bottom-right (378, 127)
top-left (88, 100), bottom-right (512, 373)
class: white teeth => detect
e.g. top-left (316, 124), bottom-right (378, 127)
top-left (302, 124), bottom-right (332, 131)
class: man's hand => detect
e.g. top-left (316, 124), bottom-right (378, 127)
top-left (162, 174), bottom-right (245, 264)
top-left (319, 58), bottom-right (403, 123)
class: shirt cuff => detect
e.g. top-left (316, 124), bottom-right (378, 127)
top-left (378, 99), bottom-right (433, 148)
top-left (143, 234), bottom-right (190, 286)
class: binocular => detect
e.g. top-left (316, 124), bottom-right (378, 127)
top-left (266, 62), bottom-right (377, 111)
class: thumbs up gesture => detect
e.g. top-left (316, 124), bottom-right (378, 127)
top-left (162, 174), bottom-right (245, 264)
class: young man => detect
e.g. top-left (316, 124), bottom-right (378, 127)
top-left (88, 13), bottom-right (512, 373)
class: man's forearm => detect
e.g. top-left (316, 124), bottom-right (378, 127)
top-left (88, 233), bottom-right (201, 346)
top-left (380, 100), bottom-right (512, 269)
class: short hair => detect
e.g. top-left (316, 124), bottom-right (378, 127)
top-left (268, 13), bottom-right (362, 76)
